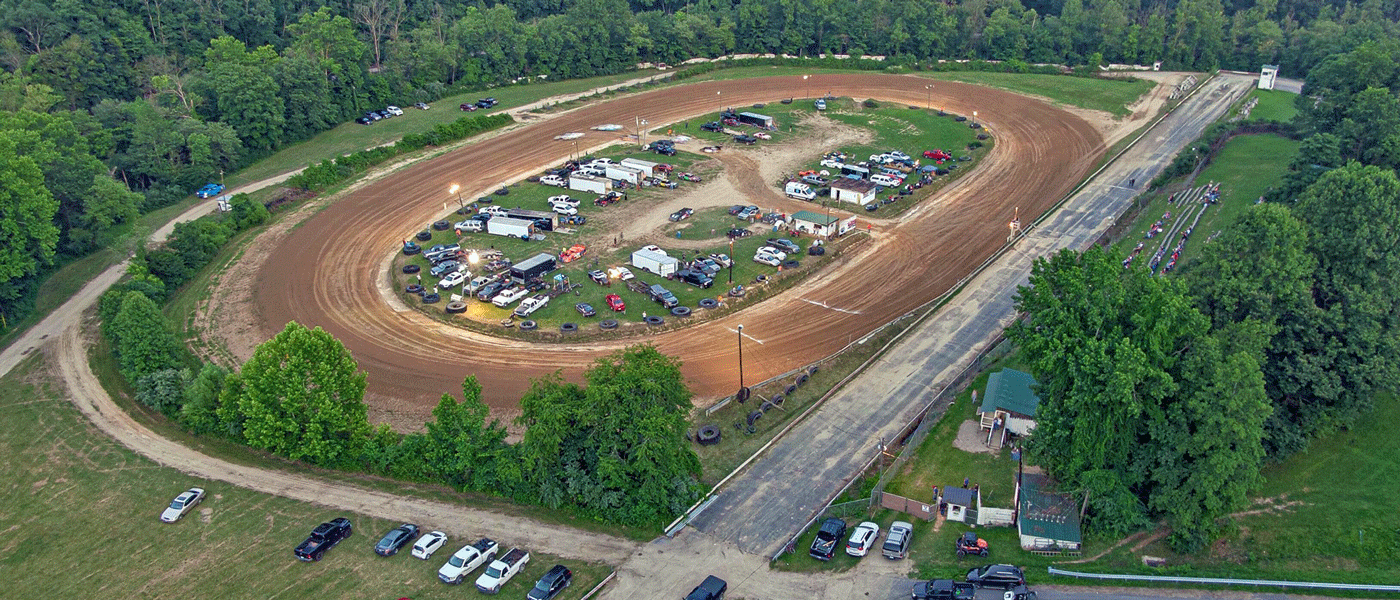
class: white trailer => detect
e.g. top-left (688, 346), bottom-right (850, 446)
top-left (568, 173), bottom-right (611, 194)
top-left (486, 216), bottom-right (534, 239)
top-left (631, 248), bottom-right (679, 277)
top-left (604, 164), bottom-right (644, 186)
top-left (620, 158), bottom-right (660, 178)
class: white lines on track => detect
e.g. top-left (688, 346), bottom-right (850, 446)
top-left (725, 327), bottom-right (765, 344)
top-left (800, 298), bottom-right (862, 315)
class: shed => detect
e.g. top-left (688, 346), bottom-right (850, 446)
top-left (978, 369), bottom-right (1040, 447)
top-left (790, 210), bottom-right (839, 237)
top-left (1016, 473), bottom-right (1082, 552)
top-left (830, 178), bottom-right (877, 205)
top-left (568, 173), bottom-right (611, 194)
top-left (620, 157), bottom-right (659, 178)
top-left (940, 486), bottom-right (980, 524)
top-left (1258, 64), bottom-right (1279, 90)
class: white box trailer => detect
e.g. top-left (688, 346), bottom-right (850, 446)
top-left (568, 173), bottom-right (611, 194)
top-left (604, 164), bottom-right (644, 186)
top-left (486, 216), bottom-right (534, 239)
top-left (620, 158), bottom-right (659, 178)
top-left (631, 248), bottom-right (679, 277)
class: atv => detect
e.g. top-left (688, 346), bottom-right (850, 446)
top-left (955, 532), bottom-right (989, 557)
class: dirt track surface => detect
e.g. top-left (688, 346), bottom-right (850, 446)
top-left (250, 74), bottom-right (1103, 413)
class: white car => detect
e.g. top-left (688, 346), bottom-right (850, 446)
top-left (753, 254), bottom-right (781, 267)
top-left (756, 247), bottom-right (787, 261)
top-left (820, 158), bottom-right (844, 169)
top-left (386, 105), bottom-right (404, 116)
top-left (845, 521), bottom-right (880, 557)
top-left (579, 167), bottom-right (607, 177)
top-left (889, 151), bottom-right (910, 160)
top-left (479, 205), bottom-right (507, 217)
top-left (466, 275), bottom-right (494, 294)
top-left (608, 266), bottom-right (634, 281)
top-left (411, 531), bottom-right (449, 559)
top-left (454, 219), bottom-right (485, 232)
top-left (552, 204), bottom-right (578, 216)
top-left (439, 270), bottom-right (469, 289)
top-left (160, 487), bottom-right (205, 523)
top-left (492, 286), bottom-right (528, 307)
top-left (540, 175), bottom-right (567, 187)
top-left (708, 253), bottom-right (733, 267)
top-left (640, 244), bottom-right (665, 255)
top-left (548, 195), bottom-right (578, 207)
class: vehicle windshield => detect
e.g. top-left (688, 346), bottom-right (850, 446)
top-left (484, 566), bottom-right (502, 578)
top-left (448, 554), bottom-right (465, 567)
top-left (169, 499), bottom-right (184, 509)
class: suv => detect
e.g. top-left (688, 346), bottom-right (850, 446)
top-left (477, 97), bottom-right (498, 108)
top-left (527, 564), bottom-right (573, 600)
top-left (685, 575), bottom-right (727, 600)
top-left (677, 269), bottom-right (713, 289)
top-left (911, 579), bottom-right (976, 600)
top-left (649, 284), bottom-right (679, 309)
top-left (766, 238), bottom-right (801, 254)
top-left (965, 564), bottom-right (1026, 589)
top-left (700, 121), bottom-right (724, 132)
top-left (882, 521), bottom-right (913, 559)
top-left (809, 518), bottom-right (847, 560)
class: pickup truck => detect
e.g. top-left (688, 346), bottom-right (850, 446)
top-left (438, 537), bottom-right (499, 584)
top-left (514, 294), bottom-right (550, 317)
top-left (294, 517), bottom-right (353, 561)
top-left (476, 547), bottom-right (530, 594)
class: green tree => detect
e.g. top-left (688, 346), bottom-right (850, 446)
top-left (203, 36), bottom-right (284, 152)
top-left (179, 362), bottom-right (229, 435)
top-left (136, 367), bottom-right (193, 416)
top-left (0, 128), bottom-right (59, 314)
top-left (231, 322), bottom-right (370, 466)
top-left (424, 376), bottom-right (509, 492)
top-left (107, 291), bottom-right (185, 381)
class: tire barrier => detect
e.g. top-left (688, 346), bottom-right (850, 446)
top-left (760, 400), bottom-right (776, 412)
top-left (599, 319), bottom-right (619, 330)
top-left (755, 274), bottom-right (770, 283)
top-left (671, 306), bottom-right (692, 317)
top-left (797, 373), bottom-right (809, 385)
top-left (519, 320), bottom-right (537, 330)
top-left (782, 260), bottom-right (800, 269)
top-left (444, 301), bottom-right (467, 314)
top-left (696, 424), bottom-right (721, 445)
top-left (402, 244), bottom-right (421, 255)
top-left (644, 315), bottom-right (665, 326)
top-left (560, 322), bottom-right (578, 332)
top-left (808, 365), bottom-right (819, 376)
top-left (785, 384), bottom-right (797, 395)
top-left (746, 410), bottom-right (763, 427)
top-left (405, 284), bottom-right (424, 294)
top-left (422, 293), bottom-right (441, 304)
top-left (698, 298), bottom-right (719, 309)
top-left (432, 220), bottom-right (451, 230)
top-left (402, 264), bottom-right (420, 274)
top-left (415, 230), bottom-right (432, 241)
top-left (771, 394), bottom-right (785, 406)
top-left (736, 386), bottom-right (751, 403)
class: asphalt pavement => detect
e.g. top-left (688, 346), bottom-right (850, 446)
top-left (685, 74), bottom-right (1255, 557)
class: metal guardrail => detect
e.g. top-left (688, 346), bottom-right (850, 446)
top-left (1047, 567), bottom-right (1400, 593)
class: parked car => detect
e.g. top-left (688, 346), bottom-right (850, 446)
top-left (575, 302), bottom-right (596, 317)
top-left (160, 487), bottom-right (205, 523)
top-left (911, 579), bottom-right (976, 600)
top-left (294, 518), bottom-right (352, 561)
top-left (755, 247), bottom-right (787, 261)
top-left (526, 564), bottom-right (573, 600)
top-left (753, 254), bottom-right (781, 267)
top-left (540, 174), bottom-right (567, 187)
top-left (196, 183), bottom-right (225, 198)
top-left (727, 228), bottom-right (753, 239)
top-left (809, 518), bottom-right (847, 561)
top-left (965, 564), bottom-right (1026, 589)
top-left (548, 194), bottom-right (578, 207)
top-left (386, 105), bottom-right (404, 116)
top-left (607, 266), bottom-right (634, 280)
top-left (727, 205), bottom-right (746, 216)
top-left (736, 206), bottom-right (760, 219)
top-left (375, 109), bottom-right (393, 119)
top-left (669, 207), bottom-right (694, 221)
top-left (477, 97), bottom-right (498, 108)
top-left (356, 116), bottom-right (374, 125)
top-left (365, 111), bottom-right (381, 121)
top-left (766, 238), bottom-right (801, 254)
top-left (677, 269), bottom-right (713, 289)
top-left (685, 575), bottom-right (727, 600)
top-left (648, 284), bottom-right (679, 309)
top-left (414, 102), bottom-right (430, 110)
top-left (375, 523), bottom-right (420, 556)
top-left (560, 243), bottom-right (587, 262)
top-left (514, 294), bottom-right (550, 317)
top-left (552, 204), bottom-right (578, 216)
top-left (588, 270), bottom-right (609, 285)
top-left (845, 521), bottom-right (880, 557)
top-left (430, 261), bottom-right (462, 277)
top-left (708, 253), bottom-right (733, 267)
top-left (460, 103), bottom-right (479, 111)
top-left (411, 531), bottom-right (449, 559)
top-left (438, 538), bottom-right (500, 584)
top-left (882, 521), bottom-right (913, 559)
top-left (700, 121), bottom-right (724, 132)
top-left (734, 134), bottom-right (757, 144)
top-left (476, 280), bottom-right (508, 302)
top-left (605, 294), bottom-right (626, 312)
top-left (439, 270), bottom-right (469, 289)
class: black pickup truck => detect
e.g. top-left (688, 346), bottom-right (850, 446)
top-left (294, 517), bottom-right (353, 561)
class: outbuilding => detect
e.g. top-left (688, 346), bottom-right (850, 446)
top-left (830, 178), bottom-right (877, 205)
top-left (568, 173), bottom-right (611, 195)
top-left (1258, 64), bottom-right (1279, 90)
top-left (620, 158), bottom-right (660, 178)
top-left (939, 486), bottom-right (980, 525)
top-left (604, 164), bottom-right (644, 187)
top-left (631, 248), bottom-right (679, 277)
top-left (790, 210), bottom-right (839, 237)
top-left (486, 216), bottom-right (534, 239)
top-left (1016, 473), bottom-right (1082, 553)
top-left (978, 368), bottom-right (1041, 448)
top-left (510, 253), bottom-right (558, 284)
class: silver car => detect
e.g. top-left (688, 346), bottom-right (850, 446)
top-left (160, 487), bottom-right (205, 522)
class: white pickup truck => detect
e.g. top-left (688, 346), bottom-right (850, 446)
top-left (476, 547), bottom-right (530, 594)
top-left (513, 294), bottom-right (549, 318)
top-left (438, 538), bottom-right (499, 584)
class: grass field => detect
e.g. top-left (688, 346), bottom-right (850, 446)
top-left (926, 72), bottom-right (1155, 117)
top-left (0, 354), bottom-right (616, 599)
top-left (1243, 89), bottom-right (1299, 123)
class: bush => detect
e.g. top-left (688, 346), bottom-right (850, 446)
top-left (136, 368), bottom-right (192, 416)
top-left (862, 99), bottom-right (880, 108)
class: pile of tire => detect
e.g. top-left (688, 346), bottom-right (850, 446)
top-left (671, 306), bottom-right (692, 317)
top-left (519, 320), bottom-right (537, 330)
top-left (644, 315), bottom-right (664, 326)
top-left (444, 301), bottom-right (467, 314)
top-left (696, 424), bottom-right (721, 445)
top-left (698, 298), bottom-right (719, 309)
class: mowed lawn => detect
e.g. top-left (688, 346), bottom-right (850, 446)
top-left (926, 72), bottom-right (1155, 117)
top-left (1244, 88), bottom-right (1299, 123)
top-left (0, 355), bottom-right (614, 600)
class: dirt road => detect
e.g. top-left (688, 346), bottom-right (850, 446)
top-left (242, 74), bottom-right (1104, 416)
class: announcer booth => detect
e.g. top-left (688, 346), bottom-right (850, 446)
top-left (1259, 64), bottom-right (1279, 90)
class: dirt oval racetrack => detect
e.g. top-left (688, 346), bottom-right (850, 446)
top-left (253, 73), bottom-right (1103, 416)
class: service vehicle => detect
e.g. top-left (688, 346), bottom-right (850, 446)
top-left (375, 523), bottom-right (420, 556)
top-left (785, 181), bottom-right (816, 200)
top-left (526, 564), bottom-right (573, 600)
top-left (160, 487), bottom-right (205, 523)
top-left (809, 518), bottom-right (847, 561)
top-left (686, 575), bottom-right (728, 600)
top-left (475, 547), bottom-right (530, 594)
top-left (438, 538), bottom-right (500, 584)
top-left (883, 521), bottom-right (913, 559)
top-left (411, 531), bottom-right (449, 559)
top-left (294, 518), bottom-right (352, 561)
top-left (845, 521), bottom-right (880, 557)
top-left (955, 532), bottom-right (990, 557)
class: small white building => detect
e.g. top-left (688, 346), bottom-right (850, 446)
top-left (829, 178), bottom-right (877, 205)
top-left (790, 210), bottom-right (839, 237)
top-left (568, 173), bottom-right (611, 195)
top-left (1259, 64), bottom-right (1279, 90)
top-left (940, 486), bottom-right (980, 524)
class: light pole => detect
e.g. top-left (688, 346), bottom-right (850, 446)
top-left (973, 110), bottom-right (979, 128)
top-left (728, 237), bottom-right (734, 284)
top-left (450, 184), bottom-right (462, 208)
top-left (635, 116), bottom-right (648, 148)
top-left (925, 84), bottom-right (933, 110)
top-left (716, 91), bottom-right (722, 115)
top-left (803, 74), bottom-right (810, 99)
top-left (736, 324), bottom-right (746, 401)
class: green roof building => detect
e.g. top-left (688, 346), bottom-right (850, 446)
top-left (1016, 473), bottom-right (1082, 552)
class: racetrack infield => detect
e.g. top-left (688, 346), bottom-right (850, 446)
top-left (252, 73), bottom-right (1104, 416)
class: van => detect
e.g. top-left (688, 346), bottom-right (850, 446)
top-left (871, 173), bottom-right (901, 187)
top-left (492, 286), bottom-right (528, 307)
top-left (784, 181), bottom-right (816, 200)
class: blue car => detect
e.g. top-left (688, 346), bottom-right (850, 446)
top-left (196, 183), bottom-right (224, 198)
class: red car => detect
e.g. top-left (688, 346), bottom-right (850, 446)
top-left (924, 149), bottom-right (951, 161)
top-left (605, 294), bottom-right (626, 312)
top-left (459, 103), bottom-right (479, 111)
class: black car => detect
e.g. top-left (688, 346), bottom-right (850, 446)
top-left (809, 518), bottom-right (847, 560)
top-left (766, 238), bottom-right (801, 254)
top-left (685, 575), bottom-right (727, 600)
top-left (654, 144), bottom-right (676, 156)
top-left (965, 564), bottom-right (1026, 589)
top-left (376, 109), bottom-right (393, 119)
top-left (477, 97), bottom-right (498, 108)
top-left (588, 270), bottom-right (609, 285)
top-left (375, 523), bottom-right (419, 556)
top-left (356, 116), bottom-right (373, 125)
top-left (575, 302), bottom-right (596, 317)
top-left (727, 205), bottom-right (746, 216)
top-left (727, 228), bottom-right (752, 238)
top-left (733, 134), bottom-right (757, 145)
top-left (526, 564), bottom-right (573, 600)
top-left (294, 517), bottom-right (353, 561)
top-left (911, 579), bottom-right (975, 600)
top-left (677, 269), bottom-right (713, 289)
top-left (700, 121), bottom-right (724, 132)
top-left (669, 208), bottom-right (694, 222)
